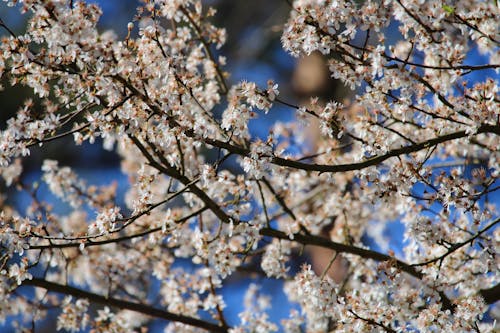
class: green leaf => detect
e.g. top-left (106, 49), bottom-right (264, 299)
top-left (442, 4), bottom-right (455, 14)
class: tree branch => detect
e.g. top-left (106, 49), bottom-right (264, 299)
top-left (265, 124), bottom-right (500, 173)
top-left (261, 227), bottom-right (500, 305)
top-left (21, 278), bottom-right (228, 333)
top-left (480, 283), bottom-right (500, 305)
top-left (412, 217), bottom-right (500, 266)
top-left (259, 228), bottom-right (458, 310)
top-left (113, 75), bottom-right (500, 176)
top-left (128, 134), bottom-right (232, 224)
top-left (28, 207), bottom-right (207, 250)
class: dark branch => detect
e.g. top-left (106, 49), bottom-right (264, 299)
top-left (259, 228), bottom-right (458, 310)
top-left (480, 283), bottom-right (500, 305)
top-left (21, 278), bottom-right (228, 333)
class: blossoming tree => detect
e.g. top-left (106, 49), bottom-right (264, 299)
top-left (0, 0), bottom-right (499, 332)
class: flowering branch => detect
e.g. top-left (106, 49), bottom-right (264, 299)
top-left (411, 217), bottom-right (500, 267)
top-left (21, 278), bottom-right (228, 333)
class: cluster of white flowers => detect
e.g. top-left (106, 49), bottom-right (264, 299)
top-left (222, 80), bottom-right (277, 140)
top-left (230, 284), bottom-right (279, 333)
top-left (241, 138), bottom-right (274, 179)
top-left (286, 264), bottom-right (338, 331)
top-left (0, 0), bottom-right (498, 332)
top-left (7, 258), bottom-right (32, 286)
top-left (56, 296), bottom-right (90, 333)
top-left (91, 307), bottom-right (140, 333)
top-left (261, 239), bottom-right (291, 278)
top-left (0, 213), bottom-right (30, 256)
top-left (88, 206), bottom-right (122, 235)
top-left (207, 238), bottom-right (242, 279)
top-left (0, 157), bottom-right (22, 186)
top-left (0, 100), bottom-right (59, 166)
top-left (42, 160), bottom-right (87, 208)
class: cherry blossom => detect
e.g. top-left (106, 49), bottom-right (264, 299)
top-left (0, 0), bottom-right (498, 332)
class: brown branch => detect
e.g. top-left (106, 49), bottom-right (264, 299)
top-left (348, 309), bottom-right (396, 333)
top-left (407, 70), bottom-right (456, 111)
top-left (265, 124), bottom-right (500, 173)
top-left (26, 95), bottom-right (131, 148)
top-left (21, 278), bottom-right (228, 333)
top-left (112, 76), bottom-right (500, 176)
top-left (27, 177), bottom-right (198, 243)
top-left (260, 228), bottom-right (422, 276)
top-left (480, 283), bottom-right (500, 305)
top-left (262, 225), bottom-right (500, 305)
top-left (179, 6), bottom-right (228, 94)
top-left (258, 228), bottom-right (458, 310)
top-left (128, 134), bottom-right (232, 224)
top-left (383, 53), bottom-right (500, 71)
top-left (261, 177), bottom-right (296, 220)
top-left (412, 217), bottom-right (500, 266)
top-left (0, 17), bottom-right (17, 38)
top-left (394, 0), bottom-right (443, 36)
top-left (451, 13), bottom-right (500, 45)
top-left (28, 207), bottom-right (207, 250)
